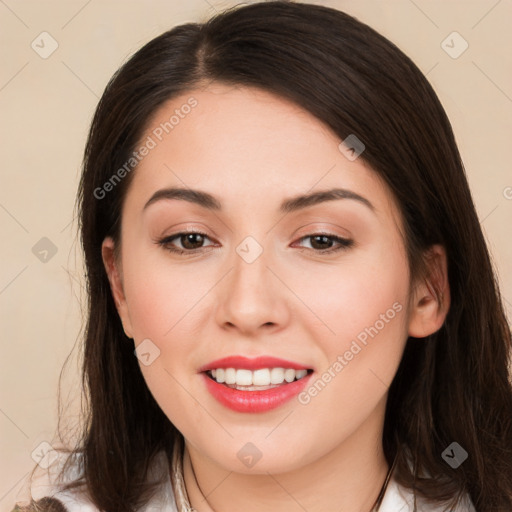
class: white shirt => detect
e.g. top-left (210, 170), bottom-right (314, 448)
top-left (18, 451), bottom-right (476, 512)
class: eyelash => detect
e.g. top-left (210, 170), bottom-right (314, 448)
top-left (157, 230), bottom-right (354, 256)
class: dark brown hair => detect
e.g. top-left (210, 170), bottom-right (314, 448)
top-left (17, 1), bottom-right (512, 511)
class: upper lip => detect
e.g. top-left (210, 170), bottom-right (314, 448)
top-left (198, 356), bottom-right (312, 372)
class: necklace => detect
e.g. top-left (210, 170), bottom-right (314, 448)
top-left (169, 435), bottom-right (397, 512)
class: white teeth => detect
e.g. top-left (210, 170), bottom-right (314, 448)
top-left (296, 369), bottom-right (308, 379)
top-left (208, 367), bottom-right (310, 387)
top-left (284, 369), bottom-right (296, 383)
top-left (236, 369), bottom-right (253, 386)
top-left (253, 368), bottom-right (270, 386)
top-left (225, 368), bottom-right (236, 384)
top-left (270, 367), bottom-right (284, 384)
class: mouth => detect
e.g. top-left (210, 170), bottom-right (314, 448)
top-left (200, 356), bottom-right (315, 413)
top-left (204, 367), bottom-right (314, 391)
top-left (199, 355), bottom-right (315, 412)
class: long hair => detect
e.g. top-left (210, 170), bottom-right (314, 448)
top-left (19, 2), bottom-right (512, 511)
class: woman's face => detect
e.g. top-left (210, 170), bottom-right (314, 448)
top-left (103, 82), bottom-right (436, 474)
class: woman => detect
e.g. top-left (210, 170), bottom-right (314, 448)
top-left (12, 1), bottom-right (512, 511)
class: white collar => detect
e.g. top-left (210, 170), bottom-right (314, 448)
top-left (24, 450), bottom-right (476, 512)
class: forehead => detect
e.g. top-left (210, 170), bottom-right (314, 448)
top-left (142, 83), bottom-right (340, 172)
top-left (123, 83), bottom-right (398, 221)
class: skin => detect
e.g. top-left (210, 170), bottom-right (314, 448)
top-left (102, 82), bottom-right (450, 512)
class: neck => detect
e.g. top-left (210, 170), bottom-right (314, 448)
top-left (182, 397), bottom-right (391, 512)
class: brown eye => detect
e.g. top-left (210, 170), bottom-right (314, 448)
top-left (180, 233), bottom-right (206, 250)
top-left (158, 231), bottom-right (215, 254)
top-left (310, 235), bottom-right (335, 250)
top-left (295, 233), bottom-right (354, 253)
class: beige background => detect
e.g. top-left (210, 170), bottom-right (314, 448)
top-left (1, 0), bottom-right (511, 509)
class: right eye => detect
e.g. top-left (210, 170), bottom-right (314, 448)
top-left (157, 231), bottom-right (216, 255)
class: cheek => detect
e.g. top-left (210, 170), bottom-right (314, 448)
top-left (292, 250), bottom-right (409, 438)
top-left (121, 251), bottom-right (206, 428)
top-left (290, 241), bottom-right (410, 409)
top-left (290, 244), bottom-right (409, 346)
top-left (121, 247), bottom-right (205, 339)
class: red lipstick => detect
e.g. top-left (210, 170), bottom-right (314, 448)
top-left (199, 355), bottom-right (313, 413)
top-left (199, 355), bottom-right (310, 372)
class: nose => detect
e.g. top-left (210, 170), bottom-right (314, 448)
top-left (214, 242), bottom-right (290, 336)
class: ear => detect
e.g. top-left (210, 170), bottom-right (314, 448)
top-left (408, 244), bottom-right (450, 338)
top-left (101, 237), bottom-right (134, 339)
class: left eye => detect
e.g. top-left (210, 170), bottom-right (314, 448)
top-left (294, 234), bottom-right (353, 252)
top-left (157, 232), bottom-right (353, 255)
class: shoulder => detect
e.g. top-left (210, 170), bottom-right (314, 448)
top-left (379, 475), bottom-right (476, 512)
top-left (10, 496), bottom-right (69, 512)
top-left (11, 450), bottom-right (96, 512)
top-left (11, 450), bottom-right (178, 512)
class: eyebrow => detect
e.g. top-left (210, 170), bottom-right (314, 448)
top-left (143, 187), bottom-right (375, 214)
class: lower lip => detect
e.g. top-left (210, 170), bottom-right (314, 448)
top-left (202, 372), bottom-right (313, 413)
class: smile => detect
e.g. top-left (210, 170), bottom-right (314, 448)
top-left (207, 367), bottom-right (310, 388)
top-left (199, 356), bottom-right (314, 413)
